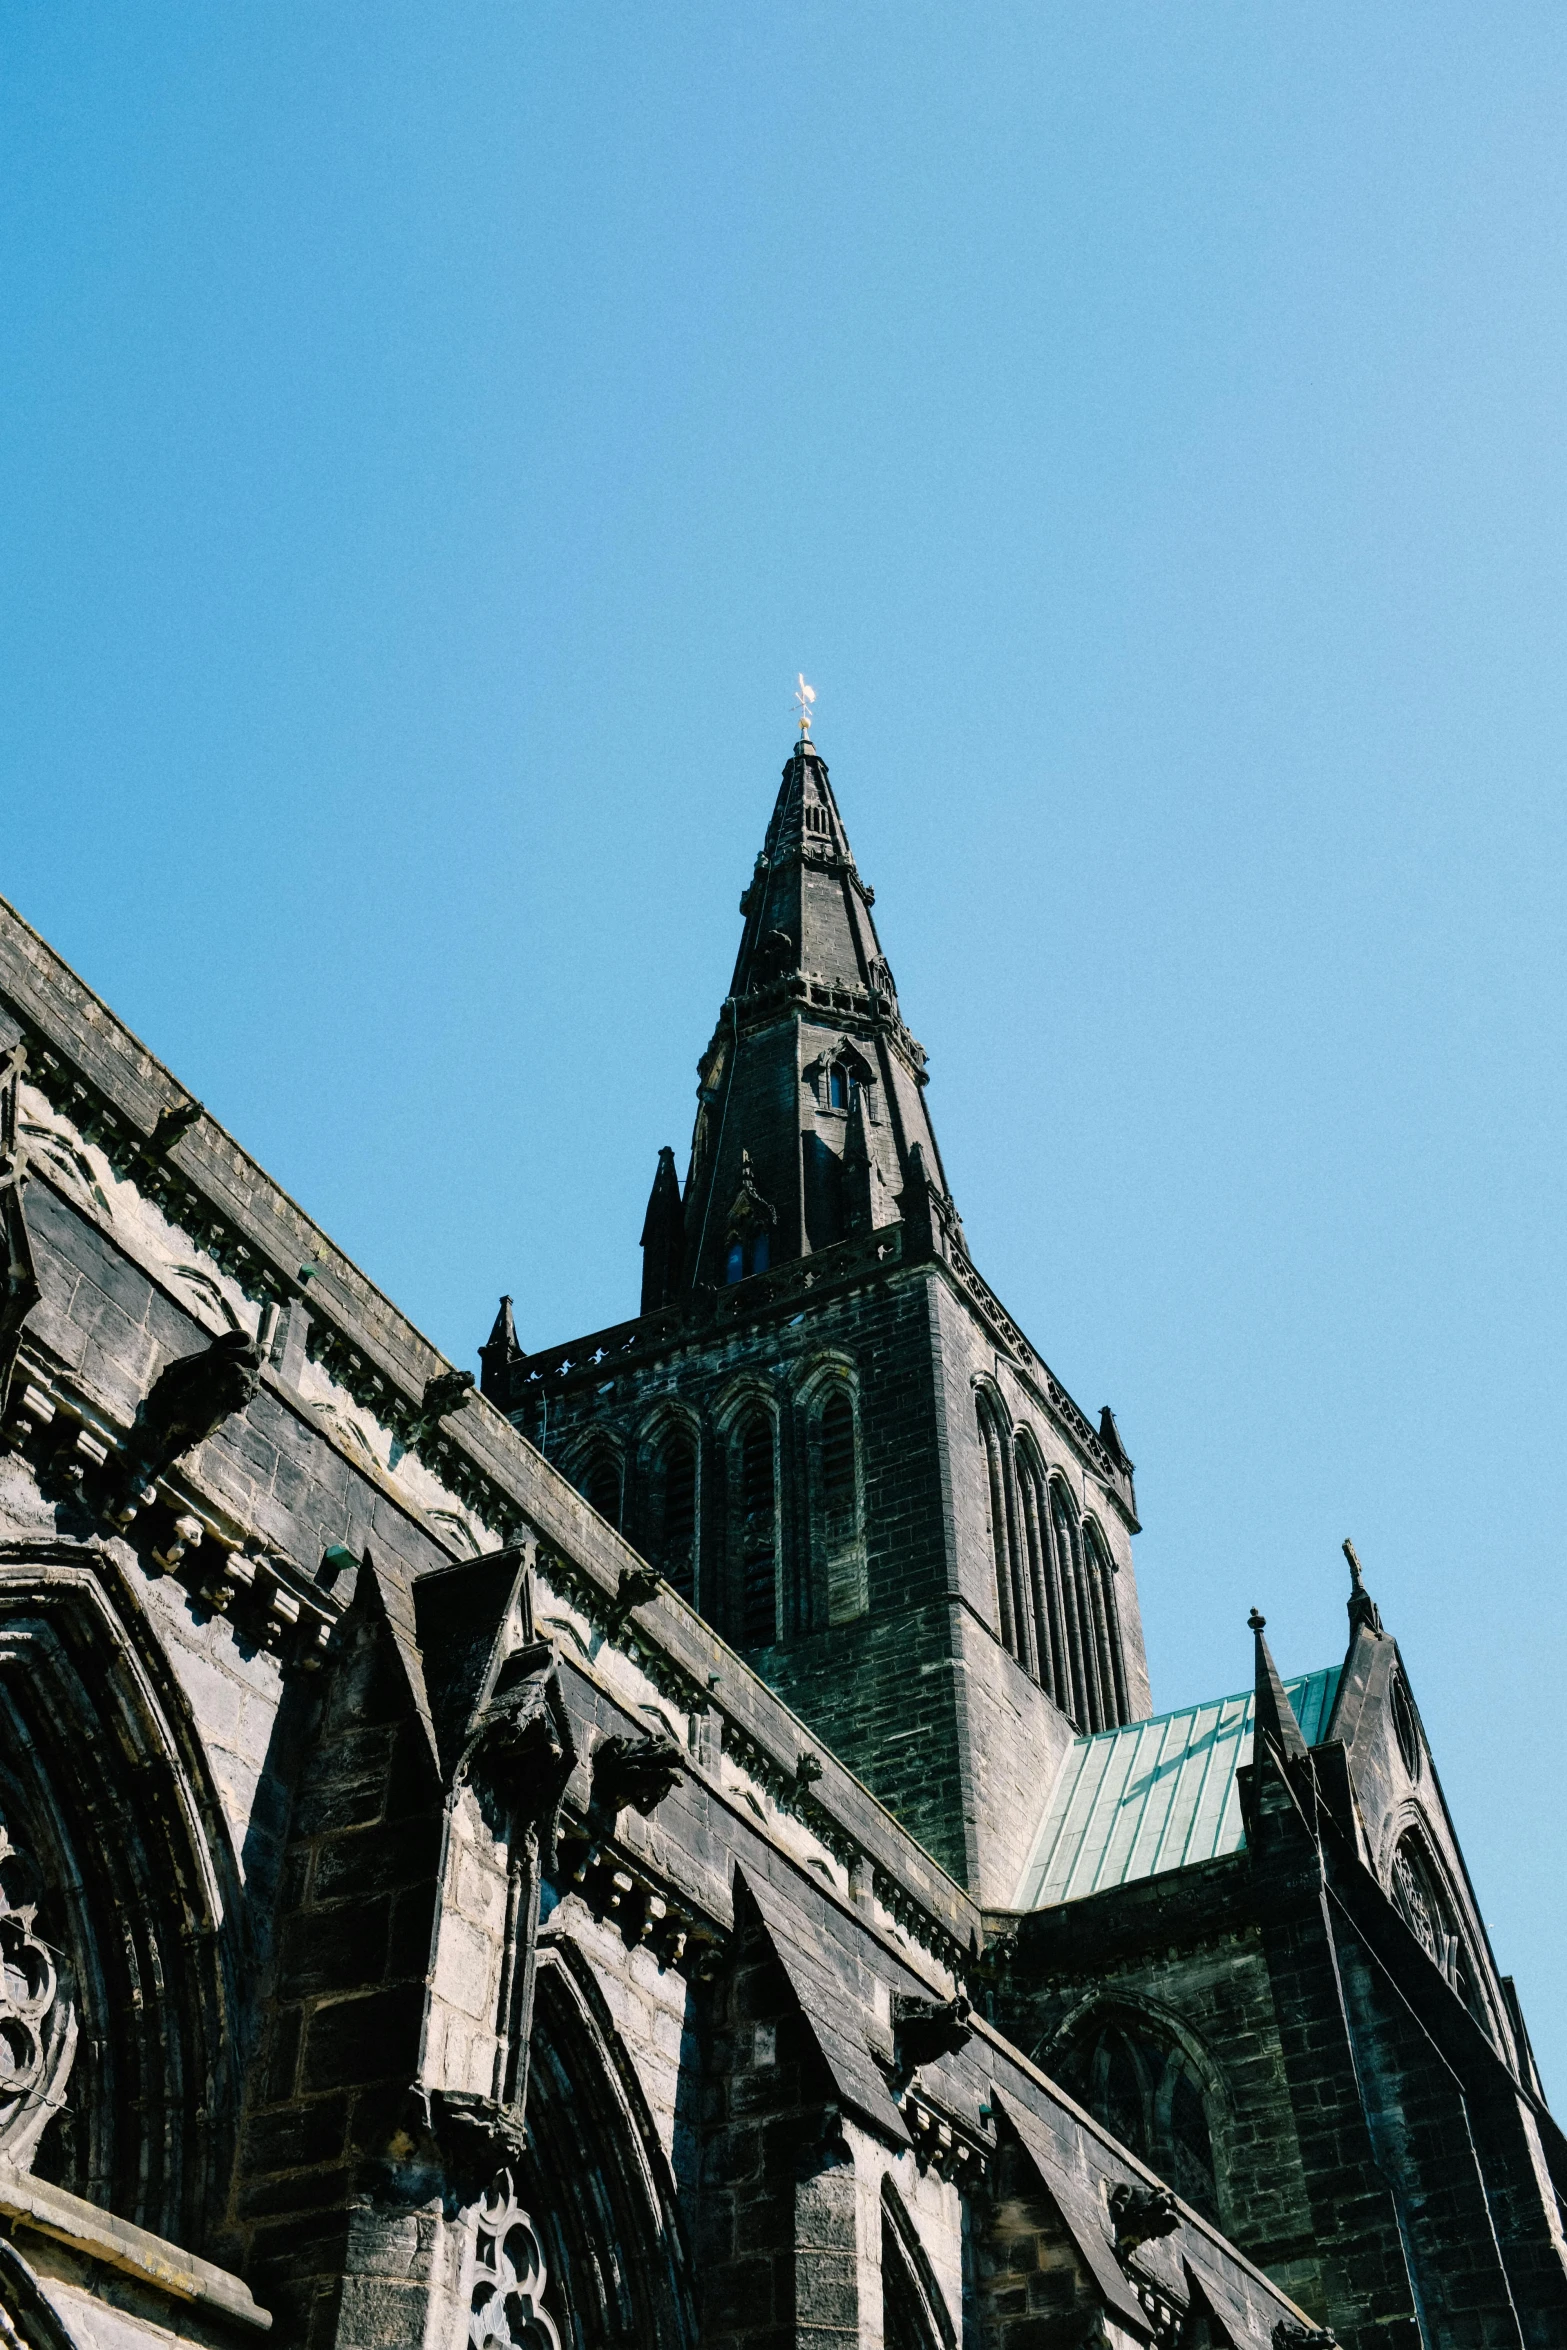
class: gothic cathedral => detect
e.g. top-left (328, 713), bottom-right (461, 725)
top-left (0, 726), bottom-right (1556, 2350)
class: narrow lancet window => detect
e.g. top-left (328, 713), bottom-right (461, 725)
top-left (1086, 1523), bottom-right (1128, 1727)
top-left (653, 1430), bottom-right (697, 1605)
top-left (581, 1452), bottom-right (621, 1529)
top-left (1016, 1451), bottom-right (1065, 1710)
top-left (1050, 1483), bottom-right (1093, 1730)
top-left (819, 1388), bottom-right (866, 1623)
top-left (736, 1410), bottom-right (777, 1646)
top-left (979, 1400), bottom-right (1030, 1670)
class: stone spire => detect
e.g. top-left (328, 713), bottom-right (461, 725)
top-left (671, 735), bottom-right (956, 1295)
top-left (478, 1295), bottom-right (521, 1403)
top-left (1248, 1608), bottom-right (1308, 1761)
top-left (638, 1146), bottom-right (684, 1314)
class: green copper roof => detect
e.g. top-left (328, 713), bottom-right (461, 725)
top-left (1013, 1666), bottom-right (1343, 1911)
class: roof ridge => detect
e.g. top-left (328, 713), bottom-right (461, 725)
top-left (1074, 1662), bottom-right (1339, 1744)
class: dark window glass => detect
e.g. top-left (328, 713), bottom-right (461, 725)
top-left (582, 1454), bottom-right (620, 1528)
top-left (820, 1389), bottom-right (866, 1622)
top-left (828, 1064), bottom-right (848, 1110)
top-left (1058, 2017), bottom-right (1220, 2225)
top-left (738, 1412), bottom-right (776, 1646)
top-left (980, 1405), bottom-right (1019, 1661)
top-left (821, 1392), bottom-right (855, 1519)
top-left (725, 1239), bottom-right (745, 1284)
top-left (750, 1231), bottom-right (769, 1275)
top-left (656, 1433), bottom-right (697, 1603)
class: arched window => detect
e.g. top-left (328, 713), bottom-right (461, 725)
top-left (817, 1388), bottom-right (866, 1624)
top-left (978, 1398), bottom-right (1032, 1673)
top-left (580, 1452), bottom-right (622, 1530)
top-left (649, 1429), bottom-right (697, 1605)
top-left (1390, 1830), bottom-right (1490, 2035)
top-left (1049, 1484), bottom-right (1101, 1731)
top-left (523, 1955), bottom-right (698, 2348)
top-left (827, 1062), bottom-right (850, 1111)
top-left (881, 2182), bottom-right (955, 2350)
top-left (1054, 2012), bottom-right (1221, 2225)
top-left (724, 1229), bottom-right (770, 1282)
top-left (1084, 1522), bottom-right (1128, 1728)
top-left (735, 1410), bottom-right (777, 1647)
top-left (1015, 1450), bottom-right (1065, 1711)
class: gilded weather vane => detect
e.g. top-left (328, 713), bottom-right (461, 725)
top-left (794, 674), bottom-right (816, 738)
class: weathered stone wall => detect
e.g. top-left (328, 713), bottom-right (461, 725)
top-left (515, 1244), bottom-right (1143, 1905)
top-left (996, 1734), bottom-right (1567, 2348)
top-left (0, 892), bottom-right (1343, 2350)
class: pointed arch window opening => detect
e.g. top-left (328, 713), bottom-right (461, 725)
top-left (1055, 2013), bottom-right (1222, 2227)
top-left (1390, 1829), bottom-right (1492, 2036)
top-left (648, 1428), bottom-right (698, 1606)
top-left (724, 1231), bottom-right (770, 1284)
top-left (1049, 1486), bottom-right (1094, 1732)
top-left (721, 1151), bottom-right (776, 1285)
top-left (1016, 1453), bottom-right (1066, 1714)
top-left (978, 1400), bottom-right (1033, 1674)
top-left (735, 1409), bottom-right (779, 1647)
top-left (816, 1386), bottom-right (867, 1626)
top-left (580, 1452), bottom-right (622, 1531)
top-left (1086, 1523), bottom-right (1130, 1728)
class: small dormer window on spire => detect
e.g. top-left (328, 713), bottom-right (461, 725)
top-left (828, 1063), bottom-right (850, 1112)
top-left (722, 1151), bottom-right (776, 1285)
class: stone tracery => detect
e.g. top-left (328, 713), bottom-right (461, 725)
top-left (468, 2172), bottom-right (561, 2350)
top-left (0, 1821), bottom-right (68, 2156)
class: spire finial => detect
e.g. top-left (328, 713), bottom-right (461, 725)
top-left (1249, 1605), bottom-right (1307, 1759)
top-left (794, 673), bottom-right (816, 739)
top-left (1343, 1537), bottom-right (1383, 1638)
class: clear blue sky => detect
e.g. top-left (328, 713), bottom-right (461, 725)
top-left (4, 7), bottom-right (1565, 2082)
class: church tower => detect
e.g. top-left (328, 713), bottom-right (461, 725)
top-left (481, 730), bottom-right (1152, 1903)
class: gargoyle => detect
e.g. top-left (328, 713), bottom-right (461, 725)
top-left (1108, 2180), bottom-right (1179, 2253)
top-left (122, 1328), bottom-right (262, 1492)
top-left (892, 1992), bottom-right (972, 2081)
top-left (1273, 2323), bottom-right (1339, 2350)
top-left (463, 1642), bottom-right (575, 1840)
top-left (148, 1099), bottom-right (202, 1156)
top-left (408, 1368), bottom-right (475, 1446)
top-left (609, 1563), bottom-right (662, 1626)
top-left (592, 1730), bottom-right (683, 1821)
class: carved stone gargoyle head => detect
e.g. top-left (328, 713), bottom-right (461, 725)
top-left (891, 1992), bottom-right (972, 2086)
top-left (1108, 2180), bottom-right (1180, 2255)
top-left (122, 1328), bottom-right (262, 1493)
top-left (1272, 2322), bottom-right (1339, 2350)
top-left (461, 1640), bottom-right (575, 1853)
top-left (590, 1731), bottom-right (683, 1823)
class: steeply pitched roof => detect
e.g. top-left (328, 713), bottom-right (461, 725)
top-left (1013, 1667), bottom-right (1342, 1911)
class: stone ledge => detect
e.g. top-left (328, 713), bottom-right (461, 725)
top-left (0, 2167), bottom-right (272, 2332)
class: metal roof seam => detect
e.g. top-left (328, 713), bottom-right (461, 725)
top-left (1014, 1668), bottom-right (1341, 1912)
